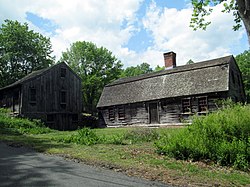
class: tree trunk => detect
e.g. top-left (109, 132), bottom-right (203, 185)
top-left (237, 0), bottom-right (250, 45)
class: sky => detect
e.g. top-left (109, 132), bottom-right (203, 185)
top-left (0, 0), bottom-right (249, 68)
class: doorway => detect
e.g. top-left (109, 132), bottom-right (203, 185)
top-left (149, 102), bottom-right (159, 124)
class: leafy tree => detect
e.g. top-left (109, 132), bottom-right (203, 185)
top-left (186, 59), bottom-right (195, 64)
top-left (190, 0), bottom-right (250, 44)
top-left (235, 50), bottom-right (250, 102)
top-left (60, 41), bottom-right (123, 115)
top-left (154, 65), bottom-right (165, 71)
top-left (0, 20), bottom-right (54, 87)
top-left (120, 62), bottom-right (153, 78)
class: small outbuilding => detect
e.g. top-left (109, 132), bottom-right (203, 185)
top-left (97, 52), bottom-right (246, 127)
top-left (0, 62), bottom-right (82, 130)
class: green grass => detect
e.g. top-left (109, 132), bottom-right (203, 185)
top-left (155, 103), bottom-right (250, 171)
top-left (0, 109), bottom-right (249, 186)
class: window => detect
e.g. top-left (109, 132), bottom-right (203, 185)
top-left (29, 88), bottom-right (36, 103)
top-left (60, 90), bottom-right (66, 109)
top-left (118, 106), bottom-right (125, 120)
top-left (61, 68), bottom-right (66, 77)
top-left (108, 107), bottom-right (115, 120)
top-left (60, 91), bottom-right (66, 103)
top-left (182, 98), bottom-right (191, 113)
top-left (198, 97), bottom-right (208, 112)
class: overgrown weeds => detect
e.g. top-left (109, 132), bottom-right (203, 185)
top-left (56, 128), bottom-right (101, 145)
top-left (0, 109), bottom-right (53, 134)
top-left (56, 127), bottom-right (160, 145)
top-left (155, 103), bottom-right (250, 171)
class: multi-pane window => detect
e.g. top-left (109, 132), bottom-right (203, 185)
top-left (60, 91), bottom-right (66, 103)
top-left (60, 90), bottom-right (66, 109)
top-left (61, 68), bottom-right (66, 77)
top-left (29, 88), bottom-right (36, 103)
top-left (182, 98), bottom-right (191, 113)
top-left (108, 107), bottom-right (115, 120)
top-left (118, 106), bottom-right (125, 120)
top-left (198, 97), bottom-right (208, 112)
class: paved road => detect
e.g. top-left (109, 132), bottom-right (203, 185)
top-left (0, 142), bottom-right (168, 187)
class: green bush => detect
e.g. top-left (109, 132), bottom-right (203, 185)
top-left (57, 127), bottom-right (160, 145)
top-left (58, 128), bottom-right (100, 145)
top-left (0, 108), bottom-right (52, 134)
top-left (155, 103), bottom-right (250, 171)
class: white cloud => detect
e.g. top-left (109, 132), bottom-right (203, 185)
top-left (142, 0), bottom-right (247, 66)
top-left (0, 0), bottom-right (248, 69)
top-left (0, 0), bottom-right (143, 63)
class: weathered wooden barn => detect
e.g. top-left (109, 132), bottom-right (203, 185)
top-left (0, 62), bottom-right (82, 130)
top-left (97, 52), bottom-right (246, 127)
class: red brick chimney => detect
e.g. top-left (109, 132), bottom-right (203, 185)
top-left (164, 52), bottom-right (176, 69)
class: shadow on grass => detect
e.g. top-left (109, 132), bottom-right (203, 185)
top-left (0, 126), bottom-right (71, 153)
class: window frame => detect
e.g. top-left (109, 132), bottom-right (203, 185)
top-left (118, 105), bottom-right (125, 120)
top-left (197, 97), bottom-right (208, 113)
top-left (29, 87), bottom-right (37, 104)
top-left (108, 107), bottom-right (115, 121)
top-left (182, 98), bottom-right (191, 113)
top-left (60, 90), bottom-right (67, 109)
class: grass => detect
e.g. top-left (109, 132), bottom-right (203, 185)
top-left (155, 103), bottom-right (250, 171)
top-left (0, 128), bottom-right (249, 186)
top-left (0, 109), bottom-right (249, 186)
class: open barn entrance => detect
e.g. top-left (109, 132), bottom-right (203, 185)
top-left (149, 103), bottom-right (159, 124)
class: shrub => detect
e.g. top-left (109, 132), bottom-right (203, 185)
top-left (155, 103), bottom-right (250, 171)
top-left (58, 128), bottom-right (100, 145)
top-left (0, 108), bottom-right (52, 134)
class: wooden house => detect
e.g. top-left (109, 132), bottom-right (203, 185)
top-left (0, 62), bottom-right (82, 130)
top-left (97, 52), bottom-right (246, 127)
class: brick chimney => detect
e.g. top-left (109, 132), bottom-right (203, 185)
top-left (164, 52), bottom-right (176, 69)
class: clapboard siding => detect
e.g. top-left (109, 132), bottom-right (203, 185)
top-left (97, 55), bottom-right (246, 127)
top-left (99, 92), bottom-right (232, 127)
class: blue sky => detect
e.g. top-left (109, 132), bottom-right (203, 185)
top-left (0, 0), bottom-right (249, 67)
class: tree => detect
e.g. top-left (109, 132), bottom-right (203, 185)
top-left (0, 20), bottom-right (54, 87)
top-left (154, 65), bottom-right (165, 72)
top-left (60, 41), bottom-right (123, 115)
top-left (186, 59), bottom-right (195, 64)
top-left (235, 50), bottom-right (250, 102)
top-left (190, 0), bottom-right (250, 44)
top-left (120, 62), bottom-right (153, 78)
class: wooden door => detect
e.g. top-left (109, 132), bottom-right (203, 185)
top-left (149, 103), bottom-right (159, 124)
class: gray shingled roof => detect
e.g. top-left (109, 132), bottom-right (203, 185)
top-left (97, 55), bottom-right (232, 108)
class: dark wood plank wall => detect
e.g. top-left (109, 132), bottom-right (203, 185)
top-left (100, 92), bottom-right (229, 126)
top-left (228, 59), bottom-right (246, 102)
top-left (20, 63), bottom-right (82, 130)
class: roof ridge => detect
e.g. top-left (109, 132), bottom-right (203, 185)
top-left (0, 62), bottom-right (64, 91)
top-left (107, 55), bottom-right (232, 87)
